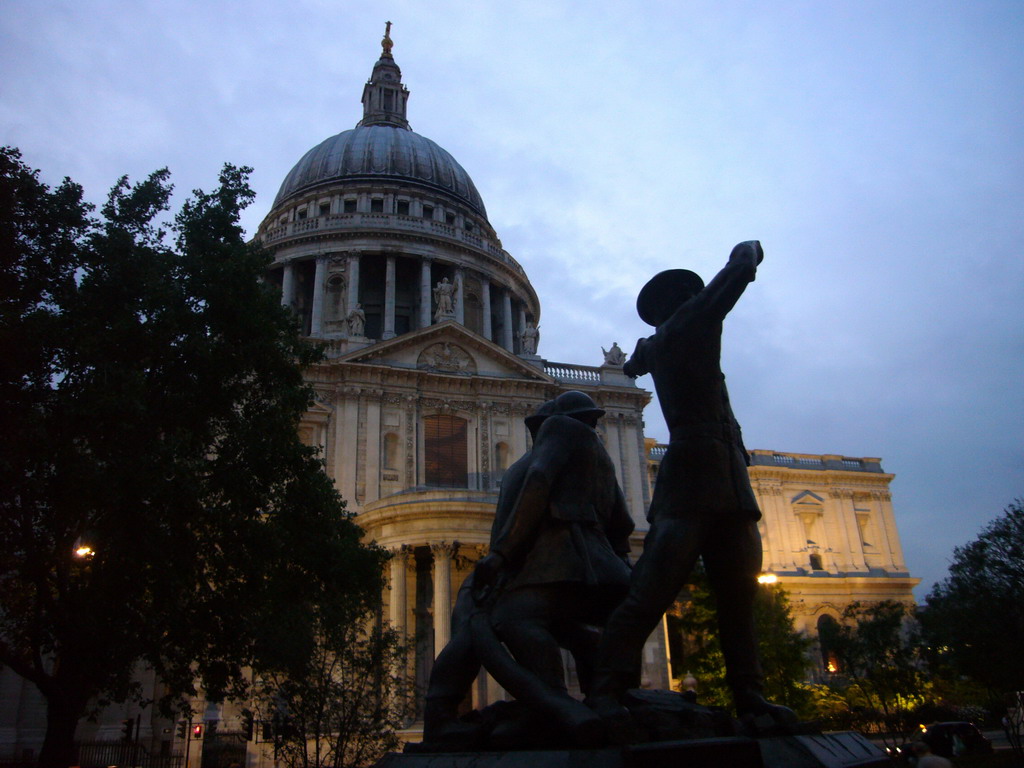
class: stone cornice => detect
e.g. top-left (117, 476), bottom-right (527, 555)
top-left (747, 466), bottom-right (895, 487)
top-left (333, 321), bottom-right (556, 382)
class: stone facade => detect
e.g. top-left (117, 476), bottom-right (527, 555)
top-left (646, 443), bottom-right (919, 680)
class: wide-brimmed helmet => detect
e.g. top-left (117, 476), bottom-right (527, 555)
top-left (635, 269), bottom-right (705, 327)
top-left (554, 390), bottom-right (605, 420)
top-left (524, 399), bottom-right (558, 432)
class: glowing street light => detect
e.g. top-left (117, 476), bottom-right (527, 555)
top-left (74, 544), bottom-right (95, 559)
top-left (757, 573), bottom-right (777, 585)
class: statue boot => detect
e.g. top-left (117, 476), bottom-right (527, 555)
top-left (423, 696), bottom-right (483, 745)
top-left (733, 686), bottom-right (798, 727)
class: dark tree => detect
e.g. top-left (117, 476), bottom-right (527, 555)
top-left (255, 614), bottom-right (411, 768)
top-left (817, 601), bottom-right (926, 748)
top-left (0, 148), bottom-right (386, 768)
top-left (668, 570), bottom-right (812, 712)
top-left (921, 500), bottom-right (1024, 694)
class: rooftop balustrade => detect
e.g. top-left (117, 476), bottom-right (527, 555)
top-left (260, 212), bottom-right (526, 277)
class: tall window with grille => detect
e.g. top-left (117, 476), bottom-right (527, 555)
top-left (424, 415), bottom-right (468, 487)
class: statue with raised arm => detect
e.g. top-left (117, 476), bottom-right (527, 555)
top-left (602, 342), bottom-right (627, 366)
top-left (588, 241), bottom-right (795, 727)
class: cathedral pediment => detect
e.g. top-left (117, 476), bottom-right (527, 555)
top-left (333, 321), bottom-right (554, 382)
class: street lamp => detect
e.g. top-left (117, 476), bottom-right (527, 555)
top-left (757, 573), bottom-right (777, 585)
top-left (73, 537), bottom-right (95, 559)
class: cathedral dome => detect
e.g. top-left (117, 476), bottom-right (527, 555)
top-left (258, 25), bottom-right (539, 354)
top-left (272, 125), bottom-right (486, 217)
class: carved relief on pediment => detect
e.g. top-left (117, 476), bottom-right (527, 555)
top-left (417, 342), bottom-right (477, 374)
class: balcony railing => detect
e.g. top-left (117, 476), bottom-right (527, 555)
top-left (543, 362), bottom-right (602, 383)
top-left (260, 213), bottom-right (526, 277)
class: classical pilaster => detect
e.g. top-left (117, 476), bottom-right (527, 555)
top-left (836, 488), bottom-right (869, 572)
top-left (310, 256), bottom-right (327, 336)
top-left (346, 253), bottom-right (360, 327)
top-left (517, 305), bottom-right (527, 342)
top-left (420, 259), bottom-right (433, 328)
top-left (383, 255), bottom-right (396, 339)
top-left (334, 391), bottom-right (359, 508)
top-left (865, 490), bottom-right (892, 570)
top-left (389, 546), bottom-right (411, 634)
top-left (874, 490), bottom-right (906, 570)
top-left (455, 268), bottom-right (465, 325)
top-left (481, 276), bottom-right (492, 341)
top-left (501, 291), bottom-right (513, 351)
top-left (365, 394), bottom-right (382, 504)
top-left (281, 261), bottom-right (295, 308)
top-left (431, 542), bottom-right (456, 657)
top-left (755, 480), bottom-right (789, 571)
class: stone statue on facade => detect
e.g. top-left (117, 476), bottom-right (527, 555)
top-left (346, 303), bottom-right (366, 337)
top-left (601, 342), bottom-right (627, 366)
top-left (587, 241), bottom-right (795, 728)
top-left (433, 277), bottom-right (456, 321)
top-left (520, 322), bottom-right (539, 355)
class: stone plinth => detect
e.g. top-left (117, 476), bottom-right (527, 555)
top-left (378, 733), bottom-right (887, 768)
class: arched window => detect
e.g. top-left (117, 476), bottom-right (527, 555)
top-left (326, 274), bottom-right (345, 322)
top-left (383, 432), bottom-right (400, 470)
top-left (817, 614), bottom-right (840, 674)
top-left (464, 291), bottom-right (483, 336)
top-left (424, 415), bottom-right (468, 488)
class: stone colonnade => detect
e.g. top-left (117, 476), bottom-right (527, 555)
top-left (278, 252), bottom-right (526, 351)
top-left (387, 541), bottom-right (506, 710)
top-left (387, 541), bottom-right (484, 657)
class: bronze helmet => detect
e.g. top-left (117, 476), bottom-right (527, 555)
top-left (635, 269), bottom-right (705, 327)
top-left (554, 390), bottom-right (605, 420)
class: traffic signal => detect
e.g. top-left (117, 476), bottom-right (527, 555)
top-left (192, 724), bottom-right (203, 739)
top-left (176, 721), bottom-right (187, 739)
top-left (240, 709), bottom-right (254, 741)
top-left (121, 718), bottom-right (135, 742)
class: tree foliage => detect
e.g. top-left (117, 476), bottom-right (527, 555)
top-left (667, 569), bottom-right (812, 713)
top-left (817, 601), bottom-right (926, 746)
top-left (920, 500), bottom-right (1024, 694)
top-left (256, 613), bottom-right (411, 768)
top-left (0, 148), bottom-right (387, 768)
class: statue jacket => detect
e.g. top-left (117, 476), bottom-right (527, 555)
top-left (490, 415), bottom-right (634, 591)
top-left (631, 254), bottom-right (762, 521)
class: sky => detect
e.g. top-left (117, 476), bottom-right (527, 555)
top-left (2, 0), bottom-right (1022, 601)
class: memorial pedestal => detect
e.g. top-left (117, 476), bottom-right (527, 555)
top-left (379, 732), bottom-right (887, 768)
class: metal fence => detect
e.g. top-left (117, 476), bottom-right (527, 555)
top-left (75, 740), bottom-right (184, 768)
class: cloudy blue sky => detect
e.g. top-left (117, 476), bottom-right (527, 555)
top-left (3, 1), bottom-right (1021, 600)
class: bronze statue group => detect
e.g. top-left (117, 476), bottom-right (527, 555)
top-left (421, 242), bottom-right (796, 750)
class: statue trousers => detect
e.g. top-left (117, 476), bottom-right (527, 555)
top-left (596, 510), bottom-right (763, 693)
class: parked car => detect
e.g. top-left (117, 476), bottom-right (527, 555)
top-left (888, 721), bottom-right (993, 764)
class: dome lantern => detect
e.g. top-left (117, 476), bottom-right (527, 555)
top-left (358, 21), bottom-right (410, 130)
